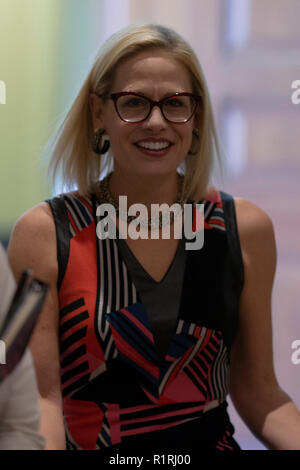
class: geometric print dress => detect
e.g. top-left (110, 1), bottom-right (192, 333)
top-left (46, 187), bottom-right (244, 451)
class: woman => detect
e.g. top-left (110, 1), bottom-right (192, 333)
top-left (7, 24), bottom-right (300, 451)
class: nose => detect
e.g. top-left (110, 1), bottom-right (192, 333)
top-left (144, 105), bottom-right (167, 130)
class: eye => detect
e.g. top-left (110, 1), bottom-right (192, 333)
top-left (164, 97), bottom-right (185, 107)
top-left (122, 97), bottom-right (147, 107)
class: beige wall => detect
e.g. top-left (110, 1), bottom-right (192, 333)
top-left (1, 0), bottom-right (299, 449)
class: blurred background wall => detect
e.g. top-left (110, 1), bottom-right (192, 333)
top-left (0, 0), bottom-right (299, 450)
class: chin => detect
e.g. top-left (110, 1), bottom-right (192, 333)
top-left (133, 167), bottom-right (178, 179)
top-left (114, 157), bottom-right (181, 180)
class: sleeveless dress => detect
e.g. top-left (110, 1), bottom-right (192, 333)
top-left (46, 187), bottom-right (244, 451)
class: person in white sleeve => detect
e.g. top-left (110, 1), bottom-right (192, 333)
top-left (0, 242), bottom-right (45, 450)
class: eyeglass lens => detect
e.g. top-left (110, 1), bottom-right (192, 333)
top-left (116, 95), bottom-right (196, 122)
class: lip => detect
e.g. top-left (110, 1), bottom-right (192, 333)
top-left (134, 138), bottom-right (173, 157)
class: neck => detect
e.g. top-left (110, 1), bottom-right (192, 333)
top-left (108, 171), bottom-right (182, 211)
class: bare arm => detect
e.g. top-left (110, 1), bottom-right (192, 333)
top-left (230, 198), bottom-right (300, 450)
top-left (7, 203), bottom-right (66, 450)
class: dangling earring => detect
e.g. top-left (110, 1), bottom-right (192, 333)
top-left (188, 129), bottom-right (200, 155)
top-left (92, 128), bottom-right (110, 154)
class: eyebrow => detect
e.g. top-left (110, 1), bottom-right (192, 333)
top-left (123, 90), bottom-right (187, 98)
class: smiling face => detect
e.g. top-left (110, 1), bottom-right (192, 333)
top-left (90, 49), bottom-right (197, 180)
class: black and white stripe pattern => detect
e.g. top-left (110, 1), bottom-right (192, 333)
top-left (208, 205), bottom-right (226, 231)
top-left (210, 336), bottom-right (229, 400)
top-left (95, 202), bottom-right (137, 360)
top-left (96, 404), bottom-right (111, 449)
top-left (159, 323), bottom-right (209, 396)
top-left (203, 200), bottom-right (216, 220)
top-left (182, 330), bottom-right (229, 402)
top-left (63, 194), bottom-right (94, 237)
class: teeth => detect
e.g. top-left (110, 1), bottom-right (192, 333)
top-left (137, 141), bottom-right (170, 150)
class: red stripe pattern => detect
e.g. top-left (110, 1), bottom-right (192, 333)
top-left (54, 187), bottom-right (238, 450)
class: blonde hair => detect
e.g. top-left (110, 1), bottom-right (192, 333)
top-left (48, 24), bottom-right (222, 201)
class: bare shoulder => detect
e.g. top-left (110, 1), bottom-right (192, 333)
top-left (234, 197), bottom-right (275, 238)
top-left (7, 202), bottom-right (57, 283)
top-left (233, 197), bottom-right (276, 289)
top-left (233, 197), bottom-right (276, 259)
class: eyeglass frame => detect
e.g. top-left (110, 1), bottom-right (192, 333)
top-left (107, 91), bottom-right (202, 124)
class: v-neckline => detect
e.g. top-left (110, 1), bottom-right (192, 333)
top-left (92, 195), bottom-right (213, 367)
top-left (114, 222), bottom-right (185, 285)
top-left (93, 195), bottom-right (208, 285)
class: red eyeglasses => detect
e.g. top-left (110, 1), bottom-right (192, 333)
top-left (109, 92), bottom-right (201, 123)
